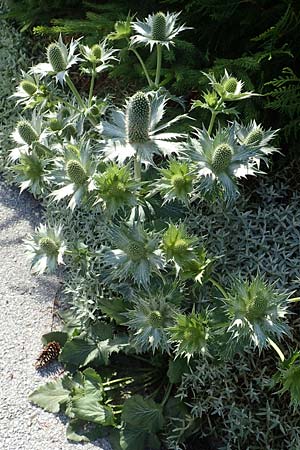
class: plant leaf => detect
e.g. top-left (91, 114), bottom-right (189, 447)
top-left (122, 395), bottom-right (164, 433)
top-left (167, 358), bottom-right (189, 384)
top-left (66, 419), bottom-right (105, 442)
top-left (29, 377), bottom-right (70, 413)
top-left (71, 395), bottom-right (115, 426)
top-left (59, 337), bottom-right (99, 368)
top-left (41, 331), bottom-right (69, 346)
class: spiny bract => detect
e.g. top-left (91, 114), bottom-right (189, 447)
top-left (152, 12), bottom-right (167, 41)
top-left (47, 43), bottom-right (67, 72)
top-left (126, 92), bottom-right (150, 143)
top-left (66, 160), bottom-right (88, 185)
top-left (211, 143), bottom-right (234, 173)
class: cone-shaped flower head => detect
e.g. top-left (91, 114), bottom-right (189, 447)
top-left (20, 80), bottom-right (38, 96)
top-left (244, 127), bottom-right (264, 146)
top-left (16, 120), bottom-right (39, 145)
top-left (222, 76), bottom-right (238, 93)
top-left (66, 160), bottom-right (88, 186)
top-left (154, 159), bottom-right (194, 205)
top-left (15, 151), bottom-right (47, 196)
top-left (91, 44), bottom-right (102, 60)
top-left (80, 39), bottom-right (118, 74)
top-left (211, 143), bottom-right (234, 173)
top-left (47, 43), bottom-right (67, 73)
top-left (203, 69), bottom-right (258, 102)
top-left (24, 224), bottom-right (66, 274)
top-left (223, 276), bottom-right (290, 351)
top-left (168, 310), bottom-right (210, 360)
top-left (126, 91), bottom-right (150, 143)
top-left (131, 11), bottom-right (190, 51)
top-left (162, 223), bottom-right (196, 270)
top-left (152, 12), bottom-right (167, 41)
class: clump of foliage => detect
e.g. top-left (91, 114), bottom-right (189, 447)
top-left (5, 9), bottom-right (300, 450)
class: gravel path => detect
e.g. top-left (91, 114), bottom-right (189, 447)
top-left (0, 177), bottom-right (111, 450)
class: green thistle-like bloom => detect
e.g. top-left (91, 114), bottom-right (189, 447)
top-left (244, 128), bottom-right (264, 146)
top-left (20, 80), bottom-right (37, 96)
top-left (66, 160), bottom-right (88, 186)
top-left (275, 352), bottom-right (300, 408)
top-left (80, 39), bottom-right (118, 75)
top-left (47, 43), bottom-right (67, 72)
top-left (99, 91), bottom-right (186, 166)
top-left (125, 288), bottom-right (179, 353)
top-left (168, 310), bottom-right (210, 360)
top-left (222, 77), bottom-right (238, 93)
top-left (126, 92), bottom-right (150, 143)
top-left (223, 276), bottom-right (290, 352)
top-left (211, 143), bottom-right (234, 173)
top-left (103, 222), bottom-right (165, 288)
top-left (92, 164), bottom-right (139, 216)
top-left (162, 223), bottom-right (197, 273)
top-left (153, 159), bottom-right (194, 204)
top-left (14, 151), bottom-right (47, 196)
top-left (203, 69), bottom-right (258, 102)
top-left (131, 11), bottom-right (190, 51)
top-left (16, 120), bottom-right (39, 145)
top-left (24, 224), bottom-right (66, 275)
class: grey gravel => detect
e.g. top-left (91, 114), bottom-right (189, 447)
top-left (0, 177), bottom-right (112, 450)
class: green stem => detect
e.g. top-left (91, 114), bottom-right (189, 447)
top-left (65, 75), bottom-right (85, 110)
top-left (161, 383), bottom-right (172, 407)
top-left (209, 277), bottom-right (227, 298)
top-left (155, 44), bottom-right (162, 87)
top-left (88, 67), bottom-right (96, 107)
top-left (130, 47), bottom-right (153, 88)
top-left (134, 153), bottom-right (142, 181)
top-left (208, 111), bottom-right (217, 136)
top-left (267, 337), bottom-right (285, 362)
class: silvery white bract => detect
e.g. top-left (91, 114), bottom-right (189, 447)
top-left (80, 40), bottom-right (119, 74)
top-left (103, 222), bottom-right (165, 288)
top-left (24, 224), bottom-right (66, 274)
top-left (204, 69), bottom-right (258, 102)
top-left (99, 91), bottom-right (186, 167)
top-left (131, 11), bottom-right (190, 51)
top-left (31, 34), bottom-right (82, 85)
top-left (223, 277), bottom-right (291, 352)
top-left (185, 124), bottom-right (263, 202)
top-left (49, 141), bottom-right (95, 210)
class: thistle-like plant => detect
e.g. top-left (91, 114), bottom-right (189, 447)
top-left (49, 142), bottom-right (95, 210)
top-left (99, 91), bottom-right (186, 168)
top-left (223, 277), bottom-right (290, 356)
top-left (14, 150), bottom-right (48, 196)
top-left (162, 223), bottom-right (197, 274)
top-left (235, 120), bottom-right (279, 162)
top-left (24, 224), bottom-right (66, 274)
top-left (168, 309), bottom-right (210, 360)
top-left (12, 71), bottom-right (43, 108)
top-left (274, 352), bottom-right (300, 408)
top-left (204, 69), bottom-right (258, 102)
top-left (125, 287), bottom-right (180, 353)
top-left (152, 159), bottom-right (194, 204)
top-left (91, 163), bottom-right (140, 216)
top-left (103, 222), bottom-right (165, 288)
top-left (80, 39), bottom-right (118, 75)
top-left (185, 124), bottom-right (263, 202)
top-left (31, 34), bottom-right (81, 84)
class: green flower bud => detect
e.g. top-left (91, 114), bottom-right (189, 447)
top-left (66, 160), bottom-right (88, 185)
top-left (149, 310), bottom-right (163, 327)
top-left (49, 118), bottom-right (62, 131)
top-left (211, 143), bottom-right (233, 173)
top-left (204, 91), bottom-right (218, 108)
top-left (126, 241), bottom-right (146, 261)
top-left (126, 92), bottom-right (150, 143)
top-left (223, 77), bottom-right (238, 93)
top-left (152, 12), bottom-right (167, 41)
top-left (173, 239), bottom-right (189, 253)
top-left (47, 43), bottom-right (67, 72)
top-left (171, 174), bottom-right (187, 190)
top-left (244, 128), bottom-right (264, 146)
top-left (17, 120), bottom-right (39, 145)
top-left (247, 296), bottom-right (268, 321)
top-left (90, 105), bottom-right (100, 116)
top-left (39, 237), bottom-right (59, 256)
top-left (91, 44), bottom-right (102, 61)
top-left (20, 80), bottom-right (37, 96)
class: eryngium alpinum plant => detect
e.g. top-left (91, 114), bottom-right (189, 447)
top-left (8, 12), bottom-right (299, 450)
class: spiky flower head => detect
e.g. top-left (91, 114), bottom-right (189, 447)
top-left (126, 91), bottom-right (150, 143)
top-left (14, 151), bottom-right (47, 196)
top-left (162, 223), bottom-right (197, 273)
top-left (16, 120), bottom-right (39, 145)
top-left (24, 224), bottom-right (66, 274)
top-left (154, 159), bottom-right (194, 204)
top-left (92, 164), bottom-right (139, 216)
top-left (99, 91), bottom-right (186, 166)
top-left (20, 80), bottom-right (37, 96)
top-left (223, 276), bottom-right (290, 352)
top-left (203, 69), bottom-right (258, 102)
top-left (103, 222), bottom-right (165, 288)
top-left (80, 39), bottom-right (118, 75)
top-left (168, 310), bottom-right (210, 360)
top-left (125, 287), bottom-right (179, 353)
top-left (66, 160), bottom-right (88, 186)
top-left (244, 128), bottom-right (264, 146)
top-left (47, 43), bottom-right (67, 73)
top-left (131, 11), bottom-right (190, 51)
top-left (185, 124), bottom-right (263, 203)
top-left (275, 352), bottom-right (300, 409)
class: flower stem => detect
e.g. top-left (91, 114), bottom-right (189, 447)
top-left (208, 111), bottom-right (217, 136)
top-left (209, 277), bottom-right (227, 298)
top-left (267, 337), bottom-right (285, 362)
top-left (65, 75), bottom-right (85, 110)
top-left (161, 383), bottom-right (172, 407)
top-left (155, 44), bottom-right (162, 87)
top-left (88, 67), bottom-right (96, 107)
top-left (130, 47), bottom-right (153, 88)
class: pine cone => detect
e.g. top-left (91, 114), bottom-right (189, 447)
top-left (35, 341), bottom-right (61, 369)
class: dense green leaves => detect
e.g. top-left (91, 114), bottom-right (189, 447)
top-left (29, 377), bottom-right (70, 413)
top-left (122, 395), bottom-right (164, 433)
